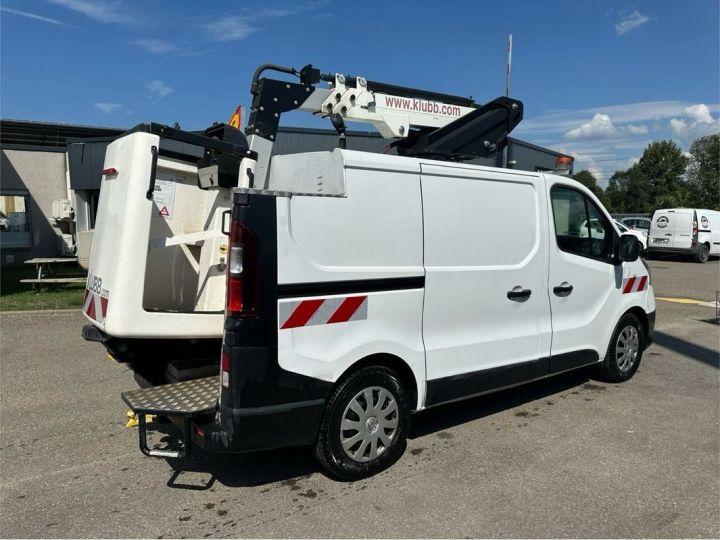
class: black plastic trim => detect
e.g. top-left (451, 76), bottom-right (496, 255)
top-left (425, 349), bottom-right (598, 407)
top-left (278, 276), bottom-right (425, 298)
top-left (646, 310), bottom-right (656, 348)
top-left (198, 398), bottom-right (327, 453)
top-left (81, 324), bottom-right (109, 343)
top-left (548, 349), bottom-right (599, 374)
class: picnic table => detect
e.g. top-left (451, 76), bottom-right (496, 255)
top-left (20, 257), bottom-right (86, 287)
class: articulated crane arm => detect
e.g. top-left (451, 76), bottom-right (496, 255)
top-left (242, 64), bottom-right (523, 187)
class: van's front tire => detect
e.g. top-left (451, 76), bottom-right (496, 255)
top-left (597, 313), bottom-right (645, 383)
top-left (314, 366), bottom-right (411, 480)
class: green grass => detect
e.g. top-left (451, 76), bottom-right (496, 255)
top-left (1, 264), bottom-right (86, 311)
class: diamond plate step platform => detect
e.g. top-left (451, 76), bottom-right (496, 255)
top-left (121, 377), bottom-right (218, 459)
top-left (121, 376), bottom-right (218, 417)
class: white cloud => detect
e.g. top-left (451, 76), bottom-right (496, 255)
top-left (131, 39), bottom-right (180, 54)
top-left (519, 101), bottom-right (720, 138)
top-left (47, 0), bottom-right (131, 23)
top-left (94, 102), bottom-right (122, 113)
top-left (512, 100), bottom-right (719, 187)
top-left (200, 2), bottom-right (329, 42)
top-left (626, 124), bottom-right (648, 134)
top-left (668, 103), bottom-right (719, 140)
top-left (146, 79), bottom-right (173, 100)
top-left (685, 104), bottom-right (714, 124)
top-left (614, 9), bottom-right (650, 35)
top-left (201, 16), bottom-right (256, 41)
top-left (565, 113), bottom-right (618, 139)
top-left (668, 118), bottom-right (688, 137)
top-left (1, 7), bottom-right (63, 25)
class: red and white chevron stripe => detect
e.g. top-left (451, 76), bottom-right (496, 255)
top-left (279, 296), bottom-right (368, 329)
top-left (83, 288), bottom-right (108, 324)
top-left (622, 275), bottom-right (648, 294)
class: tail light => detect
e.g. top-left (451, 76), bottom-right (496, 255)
top-left (226, 219), bottom-right (259, 318)
top-left (221, 350), bottom-right (231, 389)
top-left (692, 220), bottom-right (698, 246)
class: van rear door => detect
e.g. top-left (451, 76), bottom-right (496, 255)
top-left (649, 210), bottom-right (676, 249)
top-left (671, 210), bottom-right (695, 250)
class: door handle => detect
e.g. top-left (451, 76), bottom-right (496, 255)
top-left (553, 282), bottom-right (574, 297)
top-left (507, 287), bottom-right (532, 302)
top-left (145, 145), bottom-right (159, 200)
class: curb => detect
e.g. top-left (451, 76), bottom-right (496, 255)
top-left (0, 308), bottom-right (81, 315)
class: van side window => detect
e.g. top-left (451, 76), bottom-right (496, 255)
top-left (550, 187), bottom-right (590, 257)
top-left (550, 186), bottom-right (613, 262)
top-left (586, 199), bottom-right (613, 260)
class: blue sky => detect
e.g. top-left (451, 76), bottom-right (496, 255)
top-left (1, 0), bottom-right (718, 185)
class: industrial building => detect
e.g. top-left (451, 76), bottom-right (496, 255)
top-left (0, 119), bottom-right (573, 266)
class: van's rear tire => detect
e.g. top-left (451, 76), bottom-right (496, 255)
top-left (596, 313), bottom-right (645, 383)
top-left (695, 244), bottom-right (710, 263)
top-left (314, 366), bottom-right (411, 480)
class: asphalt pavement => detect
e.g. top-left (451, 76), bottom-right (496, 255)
top-left (1, 259), bottom-right (718, 538)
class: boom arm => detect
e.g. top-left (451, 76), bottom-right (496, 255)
top-left (242, 64), bottom-right (523, 187)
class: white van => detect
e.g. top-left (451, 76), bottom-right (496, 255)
top-left (95, 140), bottom-right (656, 479)
top-left (85, 65), bottom-right (657, 479)
top-left (647, 208), bottom-right (720, 263)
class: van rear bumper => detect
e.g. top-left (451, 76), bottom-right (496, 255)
top-left (647, 244), bottom-right (700, 255)
top-left (195, 344), bottom-right (333, 453)
top-left (195, 399), bottom-right (326, 453)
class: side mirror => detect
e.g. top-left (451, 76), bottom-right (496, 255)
top-left (618, 234), bottom-right (640, 262)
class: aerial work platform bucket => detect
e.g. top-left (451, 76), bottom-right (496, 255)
top-left (83, 123), bottom-right (252, 339)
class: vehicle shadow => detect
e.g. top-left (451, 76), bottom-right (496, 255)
top-left (653, 330), bottom-right (719, 369)
top-left (409, 367), bottom-right (592, 439)
top-left (158, 368), bottom-right (595, 489)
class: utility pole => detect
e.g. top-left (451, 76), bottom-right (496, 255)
top-left (505, 33), bottom-right (513, 98)
top-left (502, 34), bottom-right (513, 168)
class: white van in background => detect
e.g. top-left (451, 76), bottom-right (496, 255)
top-left (647, 208), bottom-right (720, 263)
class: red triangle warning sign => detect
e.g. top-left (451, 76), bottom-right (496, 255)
top-left (159, 206), bottom-right (170, 217)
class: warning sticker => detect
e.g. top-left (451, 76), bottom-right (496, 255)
top-left (153, 177), bottom-right (176, 219)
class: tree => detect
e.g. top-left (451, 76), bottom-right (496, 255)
top-left (686, 134), bottom-right (720, 209)
top-left (572, 170), bottom-right (607, 206)
top-left (636, 140), bottom-right (689, 205)
top-left (605, 139), bottom-right (691, 213)
top-left (604, 166), bottom-right (653, 213)
top-left (605, 173), bottom-right (626, 213)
